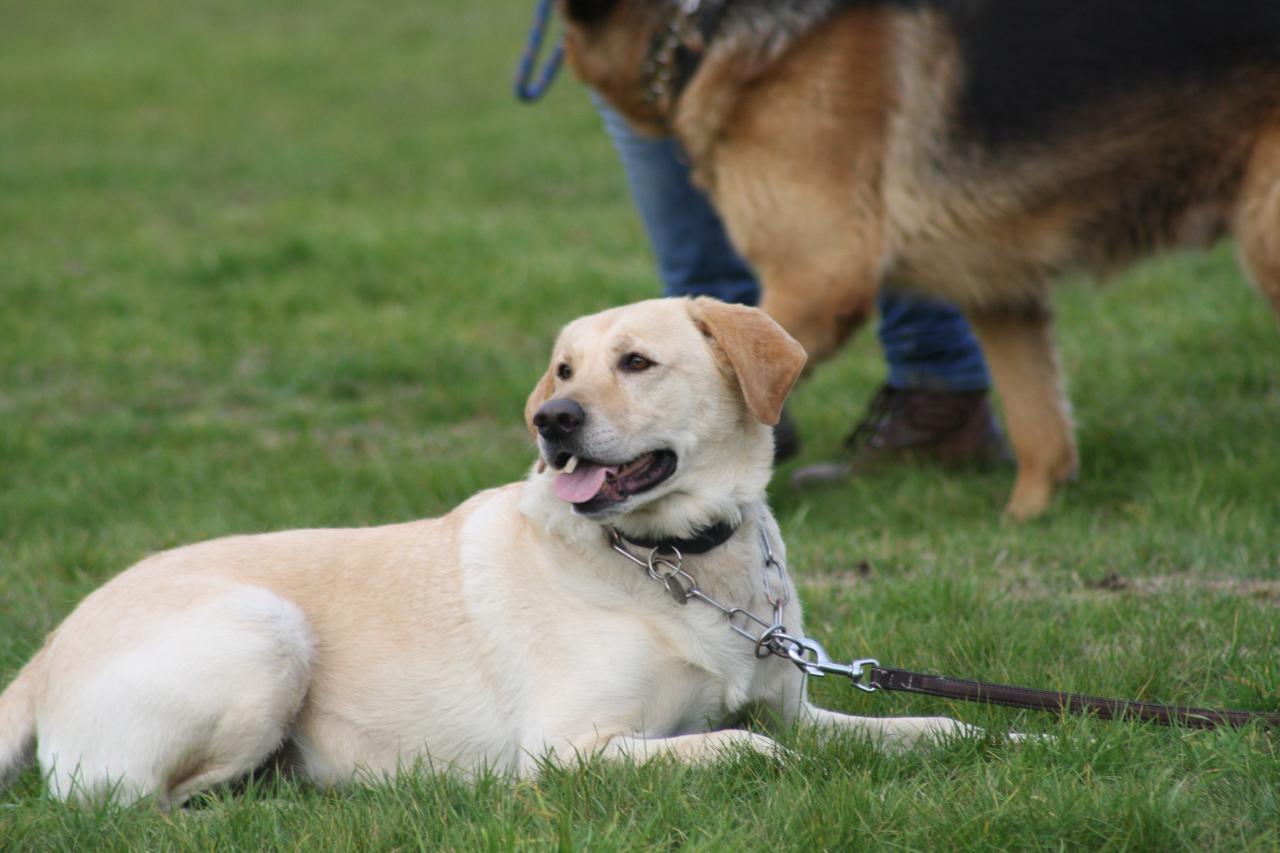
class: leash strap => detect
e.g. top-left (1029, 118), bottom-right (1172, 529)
top-left (866, 666), bottom-right (1280, 730)
top-left (514, 0), bottom-right (565, 102)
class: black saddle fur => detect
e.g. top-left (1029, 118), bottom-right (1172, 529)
top-left (565, 0), bottom-right (1280, 146)
top-left (942, 0), bottom-right (1280, 145)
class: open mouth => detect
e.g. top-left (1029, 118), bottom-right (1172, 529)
top-left (551, 449), bottom-right (678, 512)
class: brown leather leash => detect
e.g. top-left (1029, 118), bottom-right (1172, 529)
top-left (606, 518), bottom-right (1279, 732)
top-left (863, 665), bottom-right (1280, 730)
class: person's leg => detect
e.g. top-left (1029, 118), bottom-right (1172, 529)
top-left (877, 290), bottom-right (990, 392)
top-left (596, 100), bottom-right (759, 306)
top-left (792, 290), bottom-right (1005, 485)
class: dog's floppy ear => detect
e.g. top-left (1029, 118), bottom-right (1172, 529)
top-left (690, 297), bottom-right (808, 426)
top-left (524, 367), bottom-right (556, 473)
top-left (524, 366), bottom-right (556, 438)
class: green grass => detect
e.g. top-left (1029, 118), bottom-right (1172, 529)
top-left (2, 1), bottom-right (1279, 849)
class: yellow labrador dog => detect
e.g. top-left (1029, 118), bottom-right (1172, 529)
top-left (0, 298), bottom-right (970, 807)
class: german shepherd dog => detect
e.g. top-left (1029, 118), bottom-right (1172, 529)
top-left (560, 0), bottom-right (1280, 518)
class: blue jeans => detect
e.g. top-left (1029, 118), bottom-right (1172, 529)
top-left (599, 102), bottom-right (991, 393)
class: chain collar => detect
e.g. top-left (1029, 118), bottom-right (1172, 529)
top-left (640, 0), bottom-right (730, 119)
top-left (606, 513), bottom-right (786, 617)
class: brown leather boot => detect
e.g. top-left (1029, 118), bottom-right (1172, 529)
top-left (790, 385), bottom-right (1008, 488)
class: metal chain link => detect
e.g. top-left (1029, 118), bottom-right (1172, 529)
top-left (641, 0), bottom-right (708, 108)
top-left (606, 512), bottom-right (879, 691)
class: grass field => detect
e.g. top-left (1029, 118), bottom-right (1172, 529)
top-left (2, 1), bottom-right (1279, 849)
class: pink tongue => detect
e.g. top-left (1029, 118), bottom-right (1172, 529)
top-left (554, 463), bottom-right (615, 504)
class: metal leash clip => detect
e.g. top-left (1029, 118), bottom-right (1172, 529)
top-left (780, 637), bottom-right (880, 692)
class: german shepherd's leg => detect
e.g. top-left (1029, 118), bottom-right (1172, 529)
top-left (1236, 125), bottom-right (1280, 317)
top-left (967, 303), bottom-right (1077, 519)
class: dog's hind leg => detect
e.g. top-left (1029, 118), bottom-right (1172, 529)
top-left (1236, 124), bottom-right (1280, 318)
top-left (968, 302), bottom-right (1077, 519)
top-left (37, 585), bottom-right (314, 807)
top-left (0, 650), bottom-right (43, 791)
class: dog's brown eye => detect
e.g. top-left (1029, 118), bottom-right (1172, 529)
top-left (557, 363), bottom-right (572, 380)
top-left (620, 353), bottom-right (653, 373)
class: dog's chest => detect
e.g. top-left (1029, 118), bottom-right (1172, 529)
top-left (532, 566), bottom-right (759, 727)
top-left (462, 541), bottom-right (768, 738)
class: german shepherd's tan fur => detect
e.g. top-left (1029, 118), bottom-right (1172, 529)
top-left (562, 0), bottom-right (1280, 517)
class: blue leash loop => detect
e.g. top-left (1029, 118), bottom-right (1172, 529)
top-left (514, 0), bottom-right (565, 102)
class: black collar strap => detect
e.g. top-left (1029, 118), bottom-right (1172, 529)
top-left (615, 519), bottom-right (740, 556)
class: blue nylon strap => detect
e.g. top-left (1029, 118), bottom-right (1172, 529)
top-left (514, 0), bottom-right (565, 102)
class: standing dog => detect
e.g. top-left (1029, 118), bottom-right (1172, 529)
top-left (562, 0), bottom-right (1280, 517)
top-left (0, 299), bottom-right (971, 808)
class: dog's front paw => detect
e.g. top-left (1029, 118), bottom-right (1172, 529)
top-left (702, 730), bottom-right (793, 763)
top-left (596, 730), bottom-right (791, 766)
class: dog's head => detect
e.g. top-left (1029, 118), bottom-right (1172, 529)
top-left (523, 297), bottom-right (806, 539)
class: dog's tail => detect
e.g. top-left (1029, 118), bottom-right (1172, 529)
top-left (0, 649), bottom-right (43, 790)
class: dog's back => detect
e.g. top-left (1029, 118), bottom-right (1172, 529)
top-left (940, 0), bottom-right (1280, 145)
top-left (727, 0), bottom-right (1280, 141)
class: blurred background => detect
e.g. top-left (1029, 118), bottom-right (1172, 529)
top-left (3, 2), bottom-right (640, 533)
top-left (4, 0), bottom-right (1278, 622)
top-left (4, 0), bottom-right (1279, 642)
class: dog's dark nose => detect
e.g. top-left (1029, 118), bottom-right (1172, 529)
top-left (533, 399), bottom-right (586, 441)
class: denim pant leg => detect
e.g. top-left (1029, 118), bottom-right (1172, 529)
top-left (877, 290), bottom-right (991, 392)
top-left (596, 101), bottom-right (759, 306)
